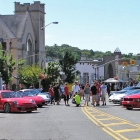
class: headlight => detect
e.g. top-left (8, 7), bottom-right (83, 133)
top-left (30, 99), bottom-right (35, 103)
top-left (13, 100), bottom-right (18, 105)
top-left (134, 99), bottom-right (140, 102)
top-left (40, 97), bottom-right (44, 100)
top-left (46, 95), bottom-right (50, 98)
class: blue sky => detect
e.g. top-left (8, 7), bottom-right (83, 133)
top-left (0, 0), bottom-right (140, 54)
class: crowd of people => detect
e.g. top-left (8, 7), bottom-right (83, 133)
top-left (45, 80), bottom-right (108, 107)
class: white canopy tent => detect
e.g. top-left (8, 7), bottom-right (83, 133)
top-left (104, 78), bottom-right (124, 83)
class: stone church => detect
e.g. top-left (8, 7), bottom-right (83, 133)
top-left (0, 1), bottom-right (45, 84)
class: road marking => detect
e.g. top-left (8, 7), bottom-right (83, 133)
top-left (82, 106), bottom-right (140, 140)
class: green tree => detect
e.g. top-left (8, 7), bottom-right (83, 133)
top-left (59, 51), bottom-right (79, 83)
top-left (136, 72), bottom-right (140, 82)
top-left (44, 62), bottom-right (60, 83)
top-left (0, 43), bottom-right (16, 85)
top-left (17, 63), bottom-right (44, 87)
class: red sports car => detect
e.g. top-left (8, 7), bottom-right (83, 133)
top-left (0, 90), bottom-right (37, 113)
top-left (17, 89), bottom-right (46, 107)
top-left (122, 93), bottom-right (140, 110)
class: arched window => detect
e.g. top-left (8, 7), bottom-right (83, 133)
top-left (26, 39), bottom-right (33, 65)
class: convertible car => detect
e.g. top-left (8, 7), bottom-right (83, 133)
top-left (0, 90), bottom-right (37, 113)
top-left (17, 90), bottom-right (46, 107)
top-left (122, 93), bottom-right (140, 110)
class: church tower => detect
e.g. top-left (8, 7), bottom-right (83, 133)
top-left (14, 1), bottom-right (45, 68)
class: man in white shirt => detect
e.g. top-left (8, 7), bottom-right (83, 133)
top-left (101, 82), bottom-right (107, 106)
top-left (72, 81), bottom-right (80, 98)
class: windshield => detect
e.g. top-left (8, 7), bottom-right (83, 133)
top-left (127, 90), bottom-right (140, 95)
top-left (1, 92), bottom-right (21, 98)
top-left (29, 89), bottom-right (40, 94)
top-left (17, 91), bottom-right (35, 97)
top-left (38, 92), bottom-right (49, 95)
top-left (122, 87), bottom-right (134, 90)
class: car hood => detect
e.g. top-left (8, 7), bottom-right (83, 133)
top-left (37, 94), bottom-right (50, 99)
top-left (4, 98), bottom-right (33, 104)
top-left (124, 94), bottom-right (140, 98)
top-left (22, 96), bottom-right (43, 100)
top-left (114, 94), bottom-right (126, 99)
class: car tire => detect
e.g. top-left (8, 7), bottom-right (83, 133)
top-left (27, 111), bottom-right (32, 113)
top-left (38, 105), bottom-right (42, 108)
top-left (4, 103), bottom-right (11, 113)
top-left (126, 107), bottom-right (133, 110)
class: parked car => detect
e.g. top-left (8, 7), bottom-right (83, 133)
top-left (112, 89), bottom-right (140, 104)
top-left (109, 86), bottom-right (136, 97)
top-left (122, 93), bottom-right (140, 110)
top-left (37, 92), bottom-right (50, 104)
top-left (17, 90), bottom-right (46, 107)
top-left (109, 86), bottom-right (140, 102)
top-left (0, 90), bottom-right (37, 113)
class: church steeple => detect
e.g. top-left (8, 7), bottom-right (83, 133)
top-left (114, 47), bottom-right (121, 53)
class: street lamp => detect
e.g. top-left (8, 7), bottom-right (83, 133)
top-left (41, 22), bottom-right (58, 30)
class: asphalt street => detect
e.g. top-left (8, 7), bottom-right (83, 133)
top-left (0, 97), bottom-right (140, 140)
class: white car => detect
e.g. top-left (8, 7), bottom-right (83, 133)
top-left (112, 89), bottom-right (140, 104)
top-left (109, 94), bottom-right (118, 102)
top-left (37, 92), bottom-right (50, 105)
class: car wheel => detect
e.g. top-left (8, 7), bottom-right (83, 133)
top-left (38, 105), bottom-right (42, 108)
top-left (126, 107), bottom-right (133, 110)
top-left (4, 103), bottom-right (11, 113)
top-left (27, 111), bottom-right (32, 113)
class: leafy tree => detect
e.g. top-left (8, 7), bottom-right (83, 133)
top-left (17, 63), bottom-right (44, 87)
top-left (59, 51), bottom-right (79, 83)
top-left (44, 62), bottom-right (60, 83)
top-left (136, 72), bottom-right (140, 82)
top-left (0, 43), bottom-right (16, 85)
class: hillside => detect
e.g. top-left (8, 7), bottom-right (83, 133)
top-left (45, 44), bottom-right (140, 60)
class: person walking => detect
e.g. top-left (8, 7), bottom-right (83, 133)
top-left (49, 85), bottom-right (54, 104)
top-left (96, 81), bottom-right (101, 106)
top-left (2, 83), bottom-right (6, 90)
top-left (101, 82), bottom-right (107, 106)
top-left (84, 83), bottom-right (90, 106)
top-left (72, 81), bottom-right (80, 99)
top-left (107, 83), bottom-right (111, 96)
top-left (53, 83), bottom-right (60, 105)
top-left (64, 83), bottom-right (70, 106)
top-left (90, 82), bottom-right (97, 107)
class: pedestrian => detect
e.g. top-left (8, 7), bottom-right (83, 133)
top-left (79, 86), bottom-right (83, 101)
top-left (49, 85), bottom-right (54, 104)
top-left (101, 82), bottom-right (107, 106)
top-left (84, 83), bottom-right (90, 106)
top-left (96, 81), bottom-right (101, 106)
top-left (64, 83), bottom-right (70, 106)
top-left (73, 92), bottom-right (81, 107)
top-left (82, 84), bottom-right (85, 100)
top-left (107, 83), bottom-right (110, 96)
top-left (71, 81), bottom-right (80, 99)
top-left (53, 82), bottom-right (60, 105)
top-left (2, 83), bottom-right (6, 90)
top-left (90, 82), bottom-right (97, 107)
top-left (40, 74), bottom-right (50, 92)
top-left (29, 84), bottom-right (35, 89)
top-left (19, 84), bottom-right (24, 90)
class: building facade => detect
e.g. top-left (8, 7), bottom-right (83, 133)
top-left (0, 1), bottom-right (45, 84)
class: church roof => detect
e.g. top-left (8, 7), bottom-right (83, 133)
top-left (0, 12), bottom-right (28, 39)
top-left (114, 47), bottom-right (121, 52)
